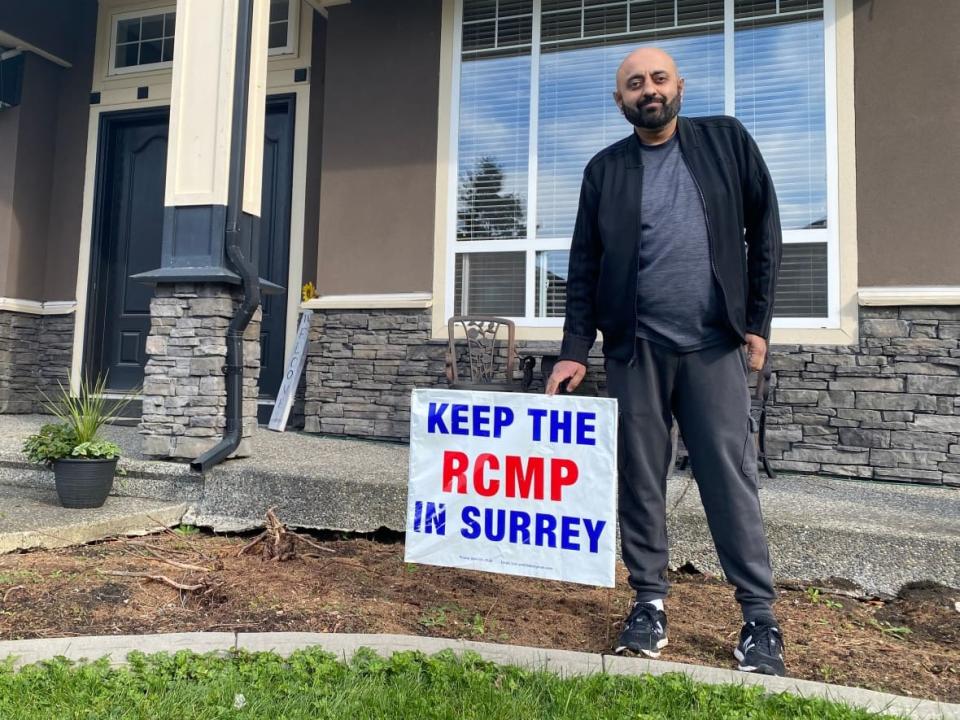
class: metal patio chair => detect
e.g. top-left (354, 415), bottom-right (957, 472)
top-left (445, 316), bottom-right (535, 392)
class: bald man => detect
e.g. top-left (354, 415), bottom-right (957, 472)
top-left (547, 48), bottom-right (785, 676)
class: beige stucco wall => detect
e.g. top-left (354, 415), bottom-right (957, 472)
top-left (315, 0), bottom-right (442, 296)
top-left (854, 0), bottom-right (960, 287)
top-left (1, 53), bottom-right (60, 302)
top-left (302, 11), bottom-right (326, 288)
top-left (0, 107), bottom-right (18, 297)
top-left (0, 0), bottom-right (97, 302)
top-left (43, 2), bottom-right (98, 302)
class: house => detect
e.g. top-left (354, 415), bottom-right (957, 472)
top-left (0, 0), bottom-right (957, 484)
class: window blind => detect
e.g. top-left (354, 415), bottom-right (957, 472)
top-left (455, 252), bottom-right (527, 316)
top-left (775, 243), bottom-right (828, 317)
top-left (735, 1), bottom-right (826, 231)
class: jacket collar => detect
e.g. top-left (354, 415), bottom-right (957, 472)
top-left (624, 115), bottom-right (699, 168)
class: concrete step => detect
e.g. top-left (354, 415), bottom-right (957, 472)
top-left (0, 482), bottom-right (187, 554)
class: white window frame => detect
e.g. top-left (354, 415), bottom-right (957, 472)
top-left (107, 6), bottom-right (177, 76)
top-left (445, 0), bottom-right (840, 331)
top-left (268, 0), bottom-right (301, 56)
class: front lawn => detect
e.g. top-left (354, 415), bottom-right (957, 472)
top-left (0, 648), bottom-right (902, 720)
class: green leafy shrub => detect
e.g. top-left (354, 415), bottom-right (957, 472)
top-left (70, 440), bottom-right (122, 460)
top-left (22, 424), bottom-right (122, 465)
top-left (23, 423), bottom-right (78, 465)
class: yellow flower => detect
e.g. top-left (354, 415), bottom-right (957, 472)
top-left (301, 281), bottom-right (316, 302)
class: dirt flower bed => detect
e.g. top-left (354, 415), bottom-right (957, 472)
top-left (0, 530), bottom-right (957, 703)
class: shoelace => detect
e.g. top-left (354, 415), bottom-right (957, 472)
top-left (747, 621), bottom-right (783, 654)
top-left (625, 602), bottom-right (661, 632)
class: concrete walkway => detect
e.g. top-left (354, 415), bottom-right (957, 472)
top-left (0, 632), bottom-right (956, 719)
top-left (1, 414), bottom-right (958, 596)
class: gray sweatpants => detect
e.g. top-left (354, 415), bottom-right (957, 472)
top-left (606, 337), bottom-right (776, 620)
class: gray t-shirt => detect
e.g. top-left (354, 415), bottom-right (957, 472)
top-left (635, 133), bottom-right (734, 352)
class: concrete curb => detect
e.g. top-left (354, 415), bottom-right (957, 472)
top-left (1, 633), bottom-right (956, 719)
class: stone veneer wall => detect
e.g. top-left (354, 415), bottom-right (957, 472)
top-left (140, 284), bottom-right (260, 459)
top-left (765, 306), bottom-right (960, 486)
top-left (304, 305), bottom-right (960, 487)
top-left (0, 310), bottom-right (75, 413)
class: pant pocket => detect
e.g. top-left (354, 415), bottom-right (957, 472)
top-left (741, 418), bottom-right (759, 478)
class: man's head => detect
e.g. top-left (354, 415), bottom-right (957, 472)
top-left (614, 47), bottom-right (684, 132)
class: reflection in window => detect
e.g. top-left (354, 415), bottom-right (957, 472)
top-left (535, 250), bottom-right (570, 318)
top-left (457, 53), bottom-right (531, 242)
top-left (736, 8), bottom-right (826, 230)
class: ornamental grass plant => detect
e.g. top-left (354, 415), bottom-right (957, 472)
top-left (22, 374), bottom-right (131, 465)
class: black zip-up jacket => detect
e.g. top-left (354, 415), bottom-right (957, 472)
top-left (559, 115), bottom-right (782, 366)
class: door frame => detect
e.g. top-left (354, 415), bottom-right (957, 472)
top-left (72, 84), bottom-right (310, 399)
top-left (83, 105), bottom-right (170, 389)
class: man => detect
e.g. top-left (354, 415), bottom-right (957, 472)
top-left (545, 48), bottom-right (785, 676)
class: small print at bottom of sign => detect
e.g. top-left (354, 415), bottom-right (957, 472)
top-left (403, 388), bottom-right (618, 587)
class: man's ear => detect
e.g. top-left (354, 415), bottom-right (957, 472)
top-left (613, 90), bottom-right (622, 112)
top-left (677, 76), bottom-right (685, 99)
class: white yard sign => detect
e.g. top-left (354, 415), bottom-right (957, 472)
top-left (404, 388), bottom-right (618, 587)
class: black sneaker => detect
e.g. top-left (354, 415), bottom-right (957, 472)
top-left (615, 602), bottom-right (668, 658)
top-left (734, 619), bottom-right (786, 676)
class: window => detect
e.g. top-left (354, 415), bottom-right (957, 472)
top-left (268, 0), bottom-right (300, 55)
top-left (110, 8), bottom-right (176, 74)
top-left (449, 0), bottom-right (837, 327)
top-left (109, 2), bottom-right (297, 75)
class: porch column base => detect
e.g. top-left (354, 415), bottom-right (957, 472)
top-left (140, 283), bottom-right (261, 462)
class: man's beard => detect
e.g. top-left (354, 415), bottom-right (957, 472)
top-left (622, 93), bottom-right (682, 130)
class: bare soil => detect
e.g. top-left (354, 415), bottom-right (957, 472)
top-left (0, 530), bottom-right (957, 703)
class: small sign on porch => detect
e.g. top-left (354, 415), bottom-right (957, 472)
top-left (404, 388), bottom-right (618, 587)
top-left (268, 310), bottom-right (313, 432)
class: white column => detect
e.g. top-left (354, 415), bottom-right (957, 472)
top-left (163, 0), bottom-right (268, 213)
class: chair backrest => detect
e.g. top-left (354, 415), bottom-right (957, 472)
top-left (446, 316), bottom-right (517, 389)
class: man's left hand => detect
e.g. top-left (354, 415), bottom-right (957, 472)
top-left (744, 333), bottom-right (767, 372)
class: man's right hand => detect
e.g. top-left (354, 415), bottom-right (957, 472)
top-left (545, 360), bottom-right (587, 396)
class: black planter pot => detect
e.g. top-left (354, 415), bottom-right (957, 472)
top-left (52, 458), bottom-right (118, 509)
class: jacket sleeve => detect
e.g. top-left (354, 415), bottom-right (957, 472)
top-left (739, 123), bottom-right (783, 341)
top-left (559, 168), bottom-right (602, 366)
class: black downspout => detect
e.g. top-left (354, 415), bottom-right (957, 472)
top-left (191, 0), bottom-right (260, 473)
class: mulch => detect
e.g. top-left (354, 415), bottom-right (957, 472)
top-left (0, 527), bottom-right (957, 703)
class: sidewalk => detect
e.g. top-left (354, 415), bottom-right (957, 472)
top-left (1, 414), bottom-right (958, 596)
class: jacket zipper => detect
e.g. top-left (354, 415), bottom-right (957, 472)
top-left (630, 164), bottom-right (643, 368)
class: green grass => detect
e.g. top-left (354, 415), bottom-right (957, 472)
top-left (0, 648), bottom-right (904, 720)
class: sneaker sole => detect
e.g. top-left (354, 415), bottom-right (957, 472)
top-left (734, 649), bottom-right (784, 676)
top-left (615, 638), bottom-right (669, 659)
top-left (736, 663), bottom-right (782, 675)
